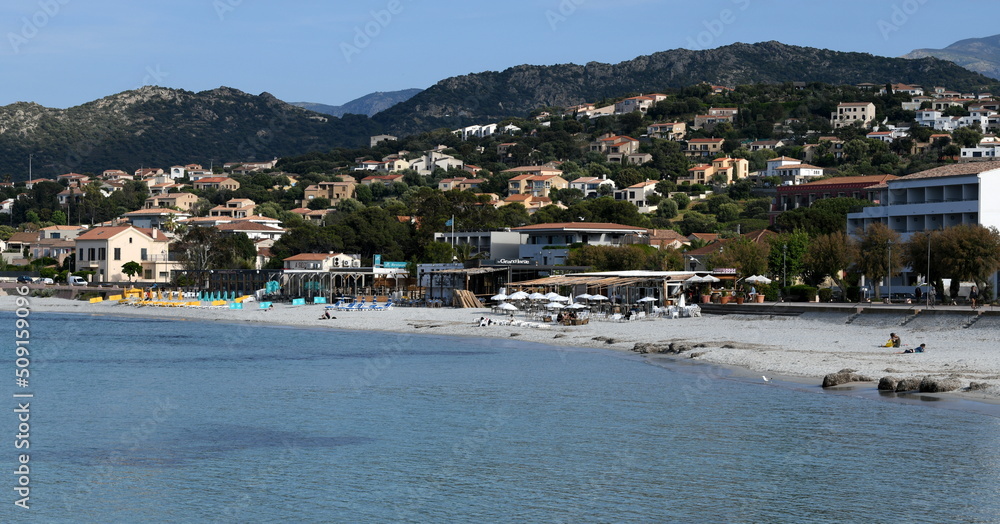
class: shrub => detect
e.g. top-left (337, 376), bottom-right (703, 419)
top-left (785, 285), bottom-right (818, 302)
top-left (818, 288), bottom-right (833, 302)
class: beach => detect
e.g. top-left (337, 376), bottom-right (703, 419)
top-left (7, 295), bottom-right (1000, 400)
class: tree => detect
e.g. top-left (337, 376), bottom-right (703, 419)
top-left (51, 210), bottom-right (67, 225)
top-left (951, 127), bottom-right (983, 148)
top-left (679, 211), bottom-right (717, 236)
top-left (708, 236), bottom-right (770, 276)
top-left (671, 192), bottom-right (690, 210)
top-left (936, 224), bottom-right (1000, 300)
top-left (121, 261), bottom-right (142, 282)
top-left (767, 231), bottom-right (810, 288)
top-left (854, 223), bottom-right (902, 300)
top-left (307, 197), bottom-right (331, 210)
top-left (802, 231), bottom-right (857, 296)
top-left (654, 199), bottom-right (679, 220)
top-left (716, 203), bottom-right (741, 223)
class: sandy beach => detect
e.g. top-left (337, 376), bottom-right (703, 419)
top-left (7, 295), bottom-right (1000, 400)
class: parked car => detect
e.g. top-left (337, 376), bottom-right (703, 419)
top-left (40, 278), bottom-right (54, 285)
top-left (68, 276), bottom-right (88, 286)
top-left (16, 275), bottom-right (33, 284)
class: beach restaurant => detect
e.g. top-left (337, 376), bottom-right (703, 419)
top-left (507, 270), bottom-right (726, 307)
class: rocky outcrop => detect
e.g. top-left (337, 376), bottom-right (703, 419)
top-left (894, 377), bottom-right (923, 392)
top-left (822, 369), bottom-right (874, 388)
top-left (877, 376), bottom-right (899, 391)
top-left (919, 376), bottom-right (963, 393)
top-left (631, 342), bottom-right (692, 354)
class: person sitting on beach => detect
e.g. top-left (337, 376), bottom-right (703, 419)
top-left (886, 333), bottom-right (901, 348)
top-left (479, 316), bottom-right (488, 327)
top-left (318, 310), bottom-right (335, 320)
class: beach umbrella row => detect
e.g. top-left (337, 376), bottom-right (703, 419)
top-left (745, 275), bottom-right (772, 284)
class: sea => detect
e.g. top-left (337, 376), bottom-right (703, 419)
top-left (2, 311), bottom-right (999, 523)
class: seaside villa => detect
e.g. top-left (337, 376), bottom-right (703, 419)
top-left (846, 161), bottom-right (1000, 294)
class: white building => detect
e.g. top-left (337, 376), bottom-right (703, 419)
top-left (569, 176), bottom-right (616, 197)
top-left (847, 162), bottom-right (1000, 240)
top-left (847, 161), bottom-right (1000, 293)
top-left (512, 222), bottom-right (650, 266)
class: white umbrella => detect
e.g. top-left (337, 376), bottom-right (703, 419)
top-left (509, 291), bottom-right (529, 300)
top-left (545, 302), bottom-right (566, 309)
top-left (528, 292), bottom-right (547, 301)
top-left (685, 275), bottom-right (705, 283)
top-left (702, 275), bottom-right (721, 283)
top-left (544, 292), bottom-right (561, 299)
top-left (490, 293), bottom-right (508, 301)
top-left (677, 294), bottom-right (686, 307)
top-left (552, 295), bottom-right (570, 302)
top-left (745, 275), bottom-right (772, 284)
top-left (590, 294), bottom-right (608, 301)
top-left (638, 297), bottom-right (658, 303)
top-left (565, 303), bottom-right (588, 309)
top-left (497, 302), bottom-right (518, 311)
top-left (576, 293), bottom-right (592, 301)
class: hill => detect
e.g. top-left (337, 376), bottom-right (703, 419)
top-left (0, 86), bottom-right (381, 178)
top-left (903, 34), bottom-right (1000, 80)
top-left (292, 88), bottom-right (422, 117)
top-left (374, 41), bottom-right (999, 134)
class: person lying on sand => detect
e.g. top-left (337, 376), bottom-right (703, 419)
top-left (896, 343), bottom-right (925, 354)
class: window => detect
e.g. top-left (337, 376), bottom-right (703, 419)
top-left (141, 248), bottom-right (148, 261)
top-left (88, 248), bottom-right (96, 261)
top-left (98, 248), bottom-right (106, 261)
top-left (78, 248), bottom-right (84, 261)
top-left (114, 248), bottom-right (121, 261)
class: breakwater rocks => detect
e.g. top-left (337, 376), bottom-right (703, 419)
top-left (877, 375), bottom-right (966, 393)
top-left (631, 342), bottom-right (707, 355)
top-left (822, 369), bottom-right (875, 387)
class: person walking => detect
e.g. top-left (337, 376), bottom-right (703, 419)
top-left (970, 285), bottom-right (980, 309)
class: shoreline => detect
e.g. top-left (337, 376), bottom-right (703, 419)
top-left (8, 296), bottom-right (1000, 408)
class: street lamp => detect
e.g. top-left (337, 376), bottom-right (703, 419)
top-left (689, 257), bottom-right (697, 272)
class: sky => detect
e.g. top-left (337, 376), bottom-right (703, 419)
top-left (2, 0), bottom-right (998, 109)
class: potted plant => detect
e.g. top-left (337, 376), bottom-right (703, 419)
top-left (720, 289), bottom-right (732, 305)
top-left (735, 289), bottom-right (746, 305)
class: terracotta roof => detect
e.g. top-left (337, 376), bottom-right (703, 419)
top-left (8, 232), bottom-right (39, 243)
top-left (895, 161), bottom-right (1000, 181)
top-left (795, 175), bottom-right (898, 187)
top-left (123, 208), bottom-right (186, 216)
top-left (194, 177), bottom-right (235, 184)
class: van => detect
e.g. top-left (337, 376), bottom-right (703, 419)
top-left (68, 276), bottom-right (88, 286)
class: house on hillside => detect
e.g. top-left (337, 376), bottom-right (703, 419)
top-left (684, 138), bottom-right (725, 158)
top-left (74, 226), bottom-right (177, 283)
top-left (192, 177), bottom-right (240, 191)
top-left (831, 102), bottom-right (876, 129)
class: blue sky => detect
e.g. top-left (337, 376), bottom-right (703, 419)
top-left (2, 0), bottom-right (997, 108)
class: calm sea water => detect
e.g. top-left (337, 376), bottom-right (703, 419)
top-left (2, 312), bottom-right (999, 523)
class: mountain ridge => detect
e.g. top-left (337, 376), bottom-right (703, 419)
top-left (292, 88), bottom-right (423, 117)
top-left (374, 41), bottom-right (999, 134)
top-left (902, 34), bottom-right (1000, 80)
